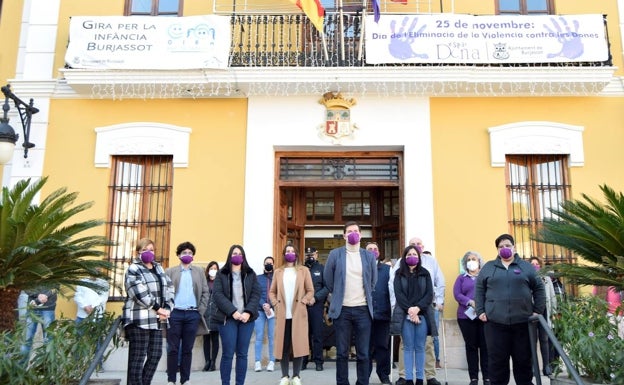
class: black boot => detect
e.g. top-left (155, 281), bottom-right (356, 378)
top-left (415, 380), bottom-right (423, 385)
top-left (209, 359), bottom-right (217, 371)
top-left (203, 360), bottom-right (211, 372)
top-left (405, 380), bottom-right (414, 385)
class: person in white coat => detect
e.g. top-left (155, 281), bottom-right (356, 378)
top-left (75, 274), bottom-right (110, 323)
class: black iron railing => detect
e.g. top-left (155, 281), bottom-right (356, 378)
top-left (528, 314), bottom-right (585, 385)
top-left (229, 13), bottom-right (612, 68)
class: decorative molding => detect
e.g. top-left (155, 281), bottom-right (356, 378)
top-left (488, 121), bottom-right (584, 167)
top-left (58, 66), bottom-right (618, 98)
top-left (94, 122), bottom-right (192, 168)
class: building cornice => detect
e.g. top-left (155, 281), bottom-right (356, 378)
top-left (6, 66), bottom-right (622, 99)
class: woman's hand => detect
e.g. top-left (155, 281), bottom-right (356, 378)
top-left (156, 308), bottom-right (170, 321)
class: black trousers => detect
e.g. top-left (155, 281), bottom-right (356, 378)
top-left (369, 319), bottom-right (391, 381)
top-left (484, 321), bottom-right (533, 385)
top-left (457, 318), bottom-right (489, 381)
top-left (307, 301), bottom-right (325, 364)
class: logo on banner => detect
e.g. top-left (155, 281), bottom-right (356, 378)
top-left (318, 92), bottom-right (357, 144)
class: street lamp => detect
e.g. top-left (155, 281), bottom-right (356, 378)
top-left (0, 84), bottom-right (39, 165)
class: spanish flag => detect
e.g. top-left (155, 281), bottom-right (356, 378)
top-left (292, 0), bottom-right (325, 32)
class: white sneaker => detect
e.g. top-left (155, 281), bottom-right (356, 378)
top-left (279, 376), bottom-right (291, 385)
top-left (182, 382), bottom-right (191, 385)
top-left (267, 361), bottom-right (275, 372)
top-left (167, 382), bottom-right (175, 385)
top-left (255, 361), bottom-right (262, 372)
top-left (291, 376), bottom-right (302, 385)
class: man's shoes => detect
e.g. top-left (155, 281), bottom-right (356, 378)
top-left (483, 379), bottom-right (491, 385)
top-left (267, 361), bottom-right (275, 372)
top-left (254, 361), bottom-right (262, 372)
top-left (435, 360), bottom-right (442, 369)
top-left (395, 377), bottom-right (406, 385)
top-left (469, 380), bottom-right (478, 385)
top-left (380, 377), bottom-right (392, 384)
top-left (427, 378), bottom-right (442, 385)
top-left (315, 363), bottom-right (323, 371)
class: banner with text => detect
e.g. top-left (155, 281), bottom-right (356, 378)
top-left (65, 15), bottom-right (231, 70)
top-left (365, 14), bottom-right (608, 64)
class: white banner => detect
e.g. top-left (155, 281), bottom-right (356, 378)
top-left (365, 14), bottom-right (608, 64)
top-left (65, 15), bottom-right (231, 70)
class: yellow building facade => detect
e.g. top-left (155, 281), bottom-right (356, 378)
top-left (1, 0), bottom-right (623, 345)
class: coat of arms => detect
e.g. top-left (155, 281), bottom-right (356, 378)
top-left (318, 92), bottom-right (357, 144)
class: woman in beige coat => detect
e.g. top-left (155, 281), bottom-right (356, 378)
top-left (269, 244), bottom-right (315, 385)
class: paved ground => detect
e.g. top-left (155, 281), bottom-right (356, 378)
top-left (91, 362), bottom-right (553, 385)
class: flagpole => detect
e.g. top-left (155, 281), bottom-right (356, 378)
top-left (320, 31), bottom-right (329, 62)
top-left (357, 0), bottom-right (367, 60)
top-left (339, 0), bottom-right (345, 63)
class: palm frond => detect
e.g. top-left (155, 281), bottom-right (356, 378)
top-left (534, 184), bottom-right (624, 291)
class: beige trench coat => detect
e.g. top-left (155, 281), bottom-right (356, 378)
top-left (269, 264), bottom-right (314, 358)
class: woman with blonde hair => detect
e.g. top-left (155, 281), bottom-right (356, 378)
top-left (122, 238), bottom-right (174, 385)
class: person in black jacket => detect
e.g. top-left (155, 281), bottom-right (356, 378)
top-left (209, 244), bottom-right (262, 385)
top-left (366, 241), bottom-right (392, 385)
top-left (475, 234), bottom-right (545, 385)
top-left (302, 247), bottom-right (329, 371)
top-left (391, 245), bottom-right (436, 385)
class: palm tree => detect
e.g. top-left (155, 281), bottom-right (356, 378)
top-left (0, 177), bottom-right (112, 331)
top-left (533, 184), bottom-right (624, 291)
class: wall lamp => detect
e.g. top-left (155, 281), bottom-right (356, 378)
top-left (0, 84), bottom-right (39, 165)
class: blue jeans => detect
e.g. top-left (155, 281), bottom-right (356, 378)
top-left (402, 315), bottom-right (427, 381)
top-left (254, 310), bottom-right (275, 362)
top-left (433, 309), bottom-right (440, 361)
top-left (219, 318), bottom-right (255, 385)
top-left (21, 309), bottom-right (55, 364)
top-left (333, 306), bottom-right (372, 385)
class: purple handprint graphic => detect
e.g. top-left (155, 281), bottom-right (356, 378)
top-left (388, 17), bottom-right (428, 60)
top-left (544, 16), bottom-right (584, 59)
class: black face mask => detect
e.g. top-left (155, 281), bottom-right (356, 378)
top-left (304, 257), bottom-right (315, 267)
top-left (264, 264), bottom-right (273, 272)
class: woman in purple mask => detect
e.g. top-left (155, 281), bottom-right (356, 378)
top-left (269, 244), bottom-right (314, 385)
top-left (122, 237), bottom-right (175, 385)
top-left (209, 244), bottom-right (261, 385)
top-left (475, 234), bottom-right (545, 385)
top-left (390, 245), bottom-right (436, 385)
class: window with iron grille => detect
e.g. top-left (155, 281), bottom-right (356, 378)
top-left (506, 154), bottom-right (573, 264)
top-left (497, 0), bottom-right (554, 15)
top-left (125, 0), bottom-right (182, 16)
top-left (106, 155), bottom-right (173, 301)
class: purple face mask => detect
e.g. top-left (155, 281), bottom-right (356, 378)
top-left (370, 249), bottom-right (380, 258)
top-left (140, 250), bottom-right (155, 264)
top-left (499, 247), bottom-right (513, 259)
top-left (231, 255), bottom-right (244, 266)
top-left (406, 256), bottom-right (419, 266)
top-left (533, 264), bottom-right (540, 271)
top-left (284, 252), bottom-right (297, 263)
top-left (180, 255), bottom-right (193, 264)
top-left (347, 232), bottom-right (360, 245)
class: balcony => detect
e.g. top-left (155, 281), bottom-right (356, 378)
top-left (59, 13), bottom-right (617, 99)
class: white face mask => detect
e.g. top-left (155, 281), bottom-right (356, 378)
top-left (208, 269), bottom-right (217, 278)
top-left (466, 260), bottom-right (479, 272)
